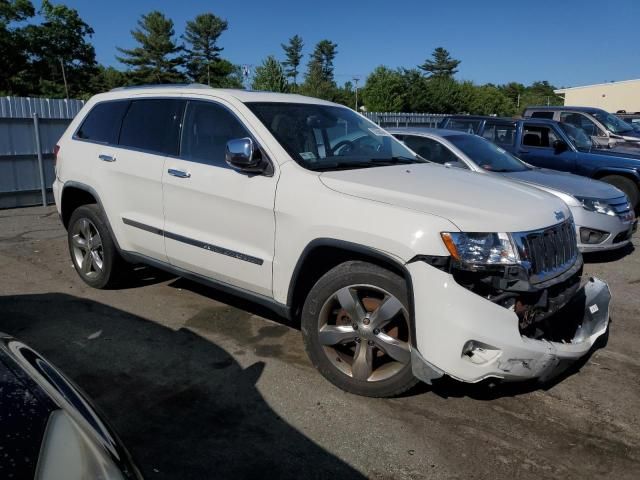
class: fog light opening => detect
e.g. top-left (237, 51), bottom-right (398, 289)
top-left (461, 341), bottom-right (501, 365)
top-left (579, 227), bottom-right (609, 245)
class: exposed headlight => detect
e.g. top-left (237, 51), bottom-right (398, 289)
top-left (440, 232), bottom-right (519, 266)
top-left (576, 197), bottom-right (616, 216)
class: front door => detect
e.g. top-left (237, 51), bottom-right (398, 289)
top-left (518, 123), bottom-right (576, 172)
top-left (162, 99), bottom-right (277, 297)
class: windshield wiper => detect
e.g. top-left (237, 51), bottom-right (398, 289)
top-left (309, 161), bottom-right (378, 172)
top-left (370, 156), bottom-right (425, 165)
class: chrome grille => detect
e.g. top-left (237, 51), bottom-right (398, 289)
top-left (608, 195), bottom-right (632, 217)
top-left (512, 219), bottom-right (579, 283)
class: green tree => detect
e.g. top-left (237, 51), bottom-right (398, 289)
top-left (281, 34), bottom-right (303, 85)
top-left (207, 58), bottom-right (243, 88)
top-left (182, 13), bottom-right (228, 85)
top-left (116, 11), bottom-right (184, 84)
top-left (362, 66), bottom-right (406, 112)
top-left (300, 39), bottom-right (338, 100)
top-left (0, 0), bottom-right (35, 95)
top-left (418, 47), bottom-right (460, 79)
top-left (252, 55), bottom-right (288, 92)
top-left (467, 84), bottom-right (515, 116)
top-left (22, 0), bottom-right (97, 97)
top-left (88, 65), bottom-right (128, 95)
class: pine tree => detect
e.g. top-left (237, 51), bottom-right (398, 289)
top-left (252, 55), bottom-right (288, 92)
top-left (116, 11), bottom-right (184, 85)
top-left (281, 34), bottom-right (303, 85)
top-left (182, 13), bottom-right (228, 85)
top-left (418, 47), bottom-right (460, 79)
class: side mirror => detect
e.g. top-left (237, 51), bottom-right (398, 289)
top-left (552, 139), bottom-right (568, 153)
top-left (444, 160), bottom-right (467, 169)
top-left (225, 138), bottom-right (267, 173)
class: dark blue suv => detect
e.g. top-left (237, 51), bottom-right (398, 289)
top-left (439, 115), bottom-right (640, 209)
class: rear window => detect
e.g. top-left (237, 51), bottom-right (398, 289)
top-left (75, 100), bottom-right (129, 144)
top-left (482, 122), bottom-right (516, 146)
top-left (444, 119), bottom-right (482, 134)
top-left (530, 111), bottom-right (554, 119)
top-left (119, 99), bottom-right (185, 155)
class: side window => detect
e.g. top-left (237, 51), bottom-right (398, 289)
top-left (180, 101), bottom-right (252, 167)
top-left (447, 119), bottom-right (481, 133)
top-left (530, 111), bottom-right (554, 119)
top-left (75, 100), bottom-right (130, 144)
top-left (119, 99), bottom-right (185, 155)
top-left (522, 125), bottom-right (559, 148)
top-left (404, 136), bottom-right (459, 165)
top-left (482, 123), bottom-right (516, 146)
top-left (560, 112), bottom-right (602, 136)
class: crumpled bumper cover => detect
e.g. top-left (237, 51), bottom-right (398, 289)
top-left (410, 267), bottom-right (611, 384)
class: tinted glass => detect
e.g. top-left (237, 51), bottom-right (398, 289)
top-left (560, 112), bottom-right (600, 136)
top-left (403, 136), bottom-right (458, 164)
top-left (522, 125), bottom-right (558, 148)
top-left (180, 101), bottom-right (251, 167)
top-left (445, 119), bottom-right (482, 133)
top-left (75, 100), bottom-right (129, 144)
top-left (246, 102), bottom-right (422, 171)
top-left (447, 134), bottom-right (528, 173)
top-left (119, 99), bottom-right (185, 155)
top-left (482, 123), bottom-right (516, 146)
top-left (530, 111), bottom-right (554, 119)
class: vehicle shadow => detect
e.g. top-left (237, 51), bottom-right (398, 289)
top-left (583, 243), bottom-right (634, 264)
top-left (0, 293), bottom-right (363, 480)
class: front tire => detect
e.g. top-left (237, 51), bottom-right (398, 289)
top-left (301, 261), bottom-right (418, 397)
top-left (68, 204), bottom-right (123, 289)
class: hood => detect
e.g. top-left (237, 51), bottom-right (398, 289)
top-left (319, 163), bottom-right (570, 232)
top-left (501, 168), bottom-right (623, 200)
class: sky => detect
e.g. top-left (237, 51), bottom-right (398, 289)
top-left (55, 0), bottom-right (640, 88)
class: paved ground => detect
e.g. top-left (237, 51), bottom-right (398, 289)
top-left (0, 206), bottom-right (639, 479)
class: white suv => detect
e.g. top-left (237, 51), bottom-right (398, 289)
top-left (53, 86), bottom-right (611, 397)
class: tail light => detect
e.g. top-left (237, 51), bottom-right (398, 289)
top-left (53, 144), bottom-right (60, 165)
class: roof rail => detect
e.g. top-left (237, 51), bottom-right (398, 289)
top-left (110, 83), bottom-right (211, 92)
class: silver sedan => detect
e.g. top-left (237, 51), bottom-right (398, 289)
top-left (388, 127), bottom-right (637, 253)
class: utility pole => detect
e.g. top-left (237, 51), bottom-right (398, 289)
top-left (59, 58), bottom-right (69, 100)
top-left (353, 77), bottom-right (360, 111)
top-left (517, 93), bottom-right (520, 108)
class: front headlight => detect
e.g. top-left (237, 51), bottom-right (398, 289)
top-left (576, 197), bottom-right (616, 216)
top-left (440, 232), bottom-right (519, 266)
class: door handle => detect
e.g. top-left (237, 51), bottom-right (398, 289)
top-left (168, 168), bottom-right (191, 178)
top-left (98, 154), bottom-right (115, 162)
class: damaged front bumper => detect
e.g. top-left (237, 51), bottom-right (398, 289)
top-left (408, 261), bottom-right (611, 385)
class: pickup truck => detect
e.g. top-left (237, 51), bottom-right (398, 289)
top-left (439, 115), bottom-right (640, 208)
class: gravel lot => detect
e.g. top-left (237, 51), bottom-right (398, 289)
top-left (1, 205), bottom-right (639, 479)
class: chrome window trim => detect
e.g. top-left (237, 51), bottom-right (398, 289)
top-left (72, 95), bottom-right (274, 173)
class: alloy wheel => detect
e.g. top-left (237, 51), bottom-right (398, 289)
top-left (317, 284), bottom-right (411, 382)
top-left (71, 218), bottom-right (104, 279)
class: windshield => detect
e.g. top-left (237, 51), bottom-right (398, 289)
top-left (592, 111), bottom-right (634, 135)
top-left (447, 134), bottom-right (529, 172)
top-left (246, 102), bottom-right (423, 171)
top-left (558, 122), bottom-right (593, 150)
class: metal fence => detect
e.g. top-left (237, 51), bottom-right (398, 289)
top-left (363, 112), bottom-right (447, 128)
top-left (0, 96), bottom-right (84, 209)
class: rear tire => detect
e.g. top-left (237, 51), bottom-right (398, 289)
top-left (68, 204), bottom-right (124, 289)
top-left (600, 175), bottom-right (639, 209)
top-left (301, 261), bottom-right (418, 397)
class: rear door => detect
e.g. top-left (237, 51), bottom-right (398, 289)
top-left (517, 122), bottom-right (576, 172)
top-left (162, 99), bottom-right (277, 297)
top-left (107, 98), bottom-right (185, 261)
top-left (73, 97), bottom-right (184, 261)
top-left (480, 121), bottom-right (517, 153)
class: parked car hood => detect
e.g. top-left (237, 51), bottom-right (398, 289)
top-left (319, 163), bottom-right (570, 232)
top-left (500, 168), bottom-right (623, 200)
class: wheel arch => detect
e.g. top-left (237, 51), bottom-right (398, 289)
top-left (286, 239), bottom-right (417, 347)
top-left (592, 167), bottom-right (640, 184)
top-left (60, 181), bottom-right (122, 251)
